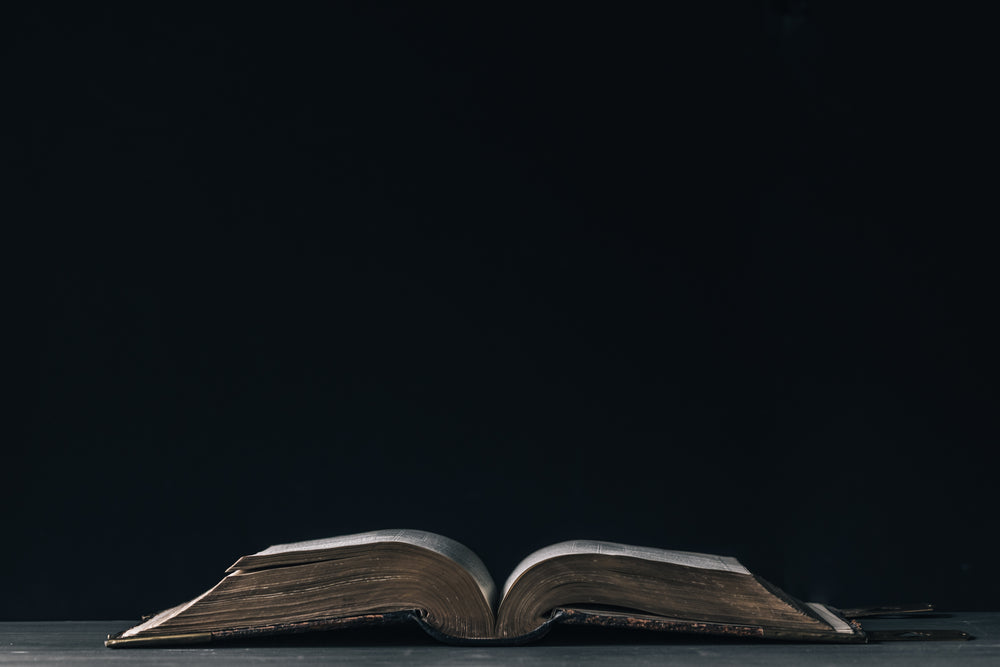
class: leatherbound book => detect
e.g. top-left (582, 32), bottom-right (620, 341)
top-left (106, 529), bottom-right (967, 647)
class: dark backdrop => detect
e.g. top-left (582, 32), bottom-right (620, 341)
top-left (5, 3), bottom-right (997, 621)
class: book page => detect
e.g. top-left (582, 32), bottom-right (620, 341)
top-left (502, 540), bottom-right (750, 599)
top-left (249, 529), bottom-right (498, 609)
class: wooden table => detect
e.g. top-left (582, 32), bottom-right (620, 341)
top-left (2, 613), bottom-right (995, 665)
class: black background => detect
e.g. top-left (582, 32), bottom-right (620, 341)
top-left (5, 2), bottom-right (997, 621)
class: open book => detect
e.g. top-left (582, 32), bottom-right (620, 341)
top-left (106, 529), bottom-right (958, 647)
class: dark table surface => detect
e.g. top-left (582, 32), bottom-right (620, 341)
top-left (2, 613), bottom-right (996, 665)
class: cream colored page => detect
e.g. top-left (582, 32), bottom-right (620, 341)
top-left (502, 540), bottom-right (750, 599)
top-left (251, 529), bottom-right (497, 609)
